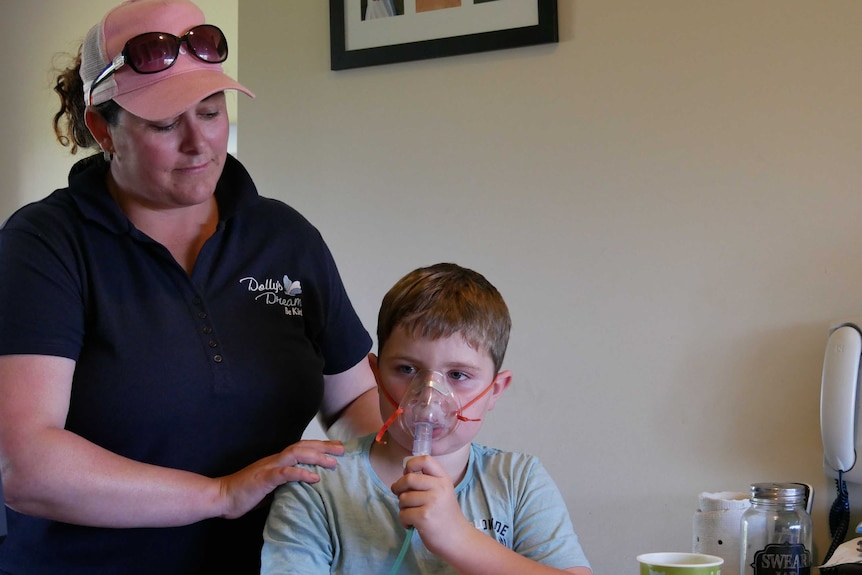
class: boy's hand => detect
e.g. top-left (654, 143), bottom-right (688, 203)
top-left (391, 455), bottom-right (478, 556)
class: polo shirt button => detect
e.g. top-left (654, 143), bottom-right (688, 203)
top-left (208, 340), bottom-right (218, 348)
top-left (213, 354), bottom-right (223, 363)
top-left (198, 312), bottom-right (207, 319)
top-left (203, 326), bottom-right (213, 334)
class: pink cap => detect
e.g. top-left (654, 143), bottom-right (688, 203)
top-left (81, 0), bottom-right (254, 121)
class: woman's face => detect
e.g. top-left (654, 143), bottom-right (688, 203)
top-left (106, 92), bottom-right (229, 209)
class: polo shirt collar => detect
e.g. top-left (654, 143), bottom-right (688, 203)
top-left (67, 154), bottom-right (260, 235)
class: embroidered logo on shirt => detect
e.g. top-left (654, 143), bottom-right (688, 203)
top-left (239, 274), bottom-right (303, 316)
top-left (283, 275), bottom-right (303, 296)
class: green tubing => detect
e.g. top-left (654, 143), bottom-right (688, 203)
top-left (388, 526), bottom-right (415, 575)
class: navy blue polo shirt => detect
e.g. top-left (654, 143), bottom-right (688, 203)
top-left (0, 154), bottom-right (372, 574)
top-left (0, 471), bottom-right (6, 541)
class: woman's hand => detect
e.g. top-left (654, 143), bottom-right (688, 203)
top-left (216, 439), bottom-right (345, 519)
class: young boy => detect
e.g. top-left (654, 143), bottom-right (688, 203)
top-left (261, 263), bottom-right (591, 574)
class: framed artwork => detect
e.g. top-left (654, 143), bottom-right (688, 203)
top-left (329, 0), bottom-right (558, 70)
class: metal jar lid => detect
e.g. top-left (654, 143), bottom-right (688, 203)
top-left (749, 482), bottom-right (808, 504)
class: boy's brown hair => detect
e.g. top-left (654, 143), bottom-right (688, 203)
top-left (377, 263), bottom-right (511, 372)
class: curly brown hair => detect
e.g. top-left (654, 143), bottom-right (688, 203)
top-left (52, 46), bottom-right (120, 155)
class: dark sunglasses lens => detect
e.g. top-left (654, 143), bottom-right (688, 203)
top-left (126, 32), bottom-right (179, 73)
top-left (186, 25), bottom-right (228, 62)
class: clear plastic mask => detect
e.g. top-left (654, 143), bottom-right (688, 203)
top-left (398, 370), bottom-right (461, 455)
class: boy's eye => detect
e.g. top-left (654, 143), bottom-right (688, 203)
top-left (448, 371), bottom-right (468, 382)
top-left (396, 365), bottom-right (417, 375)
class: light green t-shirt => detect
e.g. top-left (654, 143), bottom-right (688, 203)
top-left (261, 434), bottom-right (590, 574)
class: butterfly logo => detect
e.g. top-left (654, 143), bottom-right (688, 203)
top-left (283, 275), bottom-right (303, 296)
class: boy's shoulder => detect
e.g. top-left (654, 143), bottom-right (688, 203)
top-left (286, 434), bottom-right (372, 474)
top-left (459, 443), bottom-right (565, 504)
top-left (470, 442), bottom-right (538, 461)
top-left (467, 442), bottom-right (545, 479)
top-left (274, 434), bottom-right (381, 499)
top-left (342, 433), bottom-right (375, 457)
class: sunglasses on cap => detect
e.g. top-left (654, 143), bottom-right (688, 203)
top-left (88, 24), bottom-right (228, 106)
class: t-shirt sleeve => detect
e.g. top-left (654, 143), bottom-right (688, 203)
top-left (512, 458), bottom-right (592, 570)
top-left (261, 479), bottom-right (334, 574)
top-left (305, 234), bottom-right (372, 375)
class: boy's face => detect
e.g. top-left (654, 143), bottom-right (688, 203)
top-left (373, 325), bottom-right (511, 457)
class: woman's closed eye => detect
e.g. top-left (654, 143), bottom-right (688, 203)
top-left (150, 120), bottom-right (179, 132)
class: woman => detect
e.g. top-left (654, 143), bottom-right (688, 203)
top-left (0, 1), bottom-right (380, 573)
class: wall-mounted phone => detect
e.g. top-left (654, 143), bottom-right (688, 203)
top-left (821, 318), bottom-right (862, 484)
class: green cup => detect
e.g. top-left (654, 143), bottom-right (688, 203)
top-left (637, 552), bottom-right (723, 575)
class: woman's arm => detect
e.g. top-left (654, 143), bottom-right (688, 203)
top-left (0, 354), bottom-right (345, 528)
top-left (319, 355), bottom-right (382, 441)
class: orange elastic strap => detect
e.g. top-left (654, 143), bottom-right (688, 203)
top-left (374, 376), bottom-right (497, 442)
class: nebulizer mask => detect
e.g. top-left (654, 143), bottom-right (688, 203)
top-left (375, 368), bottom-right (496, 456)
top-left (397, 370), bottom-right (461, 456)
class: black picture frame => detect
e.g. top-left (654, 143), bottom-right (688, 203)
top-left (329, 0), bottom-right (558, 71)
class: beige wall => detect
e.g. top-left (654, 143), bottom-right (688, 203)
top-left (5, 2), bottom-right (862, 574)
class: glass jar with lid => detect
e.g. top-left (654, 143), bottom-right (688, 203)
top-left (739, 482), bottom-right (812, 575)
